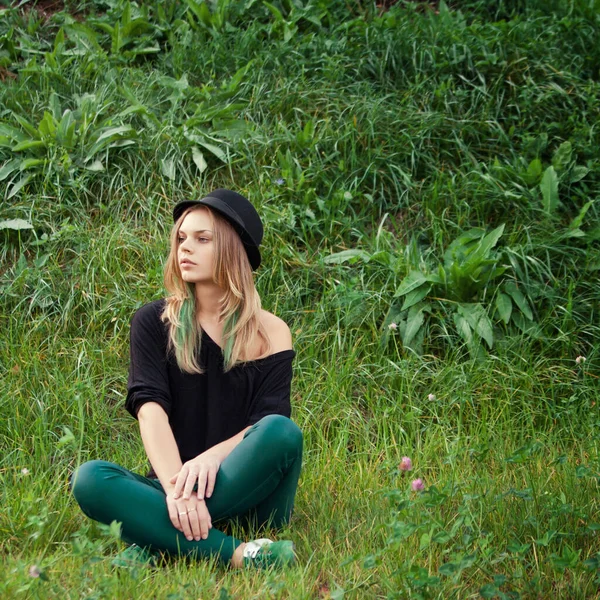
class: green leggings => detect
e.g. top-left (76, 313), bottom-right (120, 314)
top-left (71, 414), bottom-right (303, 564)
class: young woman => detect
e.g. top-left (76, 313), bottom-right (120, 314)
top-left (72, 189), bottom-right (303, 569)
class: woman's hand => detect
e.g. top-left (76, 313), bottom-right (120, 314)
top-left (170, 452), bottom-right (221, 501)
top-left (166, 490), bottom-right (212, 541)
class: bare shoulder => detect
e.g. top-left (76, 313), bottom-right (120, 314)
top-left (260, 310), bottom-right (293, 354)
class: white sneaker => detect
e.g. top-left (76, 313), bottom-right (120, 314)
top-left (242, 538), bottom-right (296, 569)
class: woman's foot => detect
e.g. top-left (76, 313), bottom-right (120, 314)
top-left (231, 538), bottom-right (296, 569)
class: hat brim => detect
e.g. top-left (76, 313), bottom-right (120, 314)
top-left (173, 198), bottom-right (262, 271)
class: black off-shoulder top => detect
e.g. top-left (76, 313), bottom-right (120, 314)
top-left (125, 300), bottom-right (295, 473)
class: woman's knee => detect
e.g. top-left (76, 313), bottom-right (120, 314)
top-left (254, 414), bottom-right (303, 455)
top-left (71, 460), bottom-right (121, 509)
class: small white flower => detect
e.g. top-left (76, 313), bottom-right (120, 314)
top-left (576, 356), bottom-right (586, 365)
top-left (21, 468), bottom-right (30, 475)
top-left (388, 322), bottom-right (398, 330)
top-left (428, 394), bottom-right (436, 401)
top-left (28, 565), bottom-right (41, 578)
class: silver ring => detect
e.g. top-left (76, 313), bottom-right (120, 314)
top-left (188, 508), bottom-right (197, 512)
top-left (179, 511), bottom-right (186, 516)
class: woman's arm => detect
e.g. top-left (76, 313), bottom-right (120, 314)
top-left (138, 402), bottom-right (212, 541)
top-left (170, 426), bottom-right (251, 501)
top-left (137, 402), bottom-right (182, 492)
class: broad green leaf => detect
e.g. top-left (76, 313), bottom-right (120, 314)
top-left (283, 24), bottom-right (297, 43)
top-left (49, 92), bottom-right (62, 120)
top-left (94, 125), bottom-right (135, 144)
top-left (160, 158), bottom-right (176, 181)
top-left (569, 200), bottom-right (594, 230)
top-left (86, 126), bottom-right (137, 159)
top-left (19, 158), bottom-right (46, 170)
top-left (12, 113), bottom-right (39, 138)
top-left (495, 292), bottom-right (512, 324)
top-left (456, 303), bottom-right (493, 348)
top-left (454, 313), bottom-right (472, 345)
top-left (403, 303), bottom-right (425, 346)
top-left (264, 1), bottom-right (285, 22)
top-left (186, 0), bottom-right (212, 27)
top-left (65, 23), bottom-right (103, 52)
top-left (111, 21), bottom-right (122, 54)
top-left (569, 165), bottom-right (589, 183)
top-left (525, 158), bottom-right (542, 184)
top-left (212, 118), bottom-right (251, 140)
top-left (394, 270), bottom-right (428, 298)
top-left (0, 218), bottom-right (33, 230)
top-left (121, 1), bottom-right (132, 26)
top-left (470, 224), bottom-right (505, 262)
top-left (224, 61), bottom-right (255, 96)
top-left (444, 228), bottom-right (485, 267)
top-left (504, 282), bottom-right (533, 321)
top-left (11, 140), bottom-right (46, 152)
top-left (84, 160), bottom-right (104, 172)
top-left (552, 141), bottom-right (572, 172)
top-left (122, 18), bottom-right (153, 39)
top-left (0, 123), bottom-right (27, 142)
top-left (512, 312), bottom-right (541, 337)
top-left (192, 146), bottom-right (207, 173)
top-left (401, 283), bottom-right (431, 310)
top-left (475, 312), bottom-right (494, 348)
top-left (540, 166), bottom-right (559, 214)
top-left (7, 175), bottom-right (32, 199)
top-left (432, 530), bottom-right (452, 544)
top-left (479, 584), bottom-right (500, 599)
top-left (323, 249), bottom-right (369, 264)
top-left (366, 250), bottom-right (391, 266)
top-left (54, 27), bottom-right (65, 52)
top-left (107, 139), bottom-right (137, 149)
top-left (38, 111), bottom-right (57, 139)
top-left (0, 159), bottom-right (20, 181)
top-left (58, 425), bottom-right (75, 448)
top-left (330, 586), bottom-right (345, 600)
top-left (196, 140), bottom-right (227, 162)
top-left (563, 228), bottom-right (586, 239)
top-left (57, 109), bottom-right (76, 149)
top-left (438, 562), bottom-right (459, 576)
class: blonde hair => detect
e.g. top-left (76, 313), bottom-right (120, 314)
top-left (162, 205), bottom-right (270, 373)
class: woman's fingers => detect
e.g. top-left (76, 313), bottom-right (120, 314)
top-left (205, 466), bottom-right (218, 498)
top-left (182, 466), bottom-right (198, 500)
top-left (196, 468), bottom-right (208, 500)
top-left (175, 501), bottom-right (193, 540)
top-left (172, 465), bottom-right (189, 499)
top-left (197, 500), bottom-right (211, 539)
top-left (187, 506), bottom-right (201, 541)
top-left (166, 497), bottom-right (182, 531)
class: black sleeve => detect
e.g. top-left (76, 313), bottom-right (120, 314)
top-left (124, 302), bottom-right (172, 419)
top-left (246, 353), bottom-right (294, 426)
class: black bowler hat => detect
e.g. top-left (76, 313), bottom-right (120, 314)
top-left (173, 189), bottom-right (263, 270)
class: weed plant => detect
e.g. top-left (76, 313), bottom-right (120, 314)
top-left (1, 0), bottom-right (599, 597)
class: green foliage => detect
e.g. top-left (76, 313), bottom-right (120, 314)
top-left (373, 225), bottom-right (534, 357)
top-left (0, 92), bottom-right (138, 195)
top-left (1, 0), bottom-right (600, 597)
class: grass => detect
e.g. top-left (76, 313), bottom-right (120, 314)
top-left (1, 0), bottom-right (600, 597)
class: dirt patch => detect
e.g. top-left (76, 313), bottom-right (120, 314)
top-left (0, 66), bottom-right (18, 81)
top-left (27, 0), bottom-right (66, 19)
top-left (377, 0), bottom-right (442, 13)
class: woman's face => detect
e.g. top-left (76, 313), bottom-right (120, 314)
top-left (177, 207), bottom-right (215, 284)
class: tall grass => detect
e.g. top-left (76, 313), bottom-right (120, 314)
top-left (1, 0), bottom-right (600, 597)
